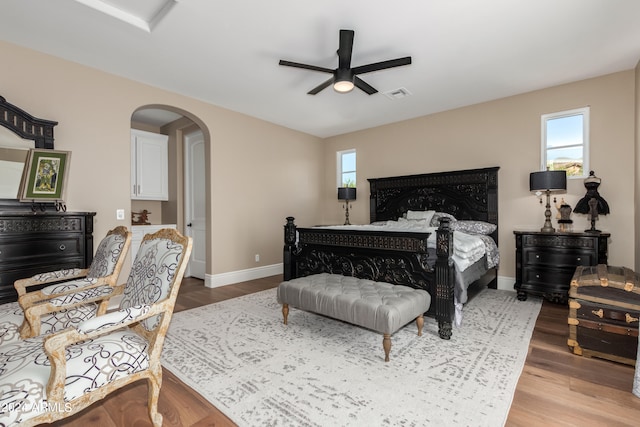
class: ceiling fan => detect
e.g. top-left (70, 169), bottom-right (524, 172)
top-left (279, 29), bottom-right (412, 95)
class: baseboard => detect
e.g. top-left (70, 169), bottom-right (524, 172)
top-left (204, 263), bottom-right (283, 288)
top-left (497, 275), bottom-right (515, 292)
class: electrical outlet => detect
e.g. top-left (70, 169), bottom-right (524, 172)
top-left (255, 254), bottom-right (260, 263)
top-left (116, 209), bottom-right (125, 220)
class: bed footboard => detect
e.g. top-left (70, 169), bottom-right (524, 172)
top-left (283, 216), bottom-right (455, 339)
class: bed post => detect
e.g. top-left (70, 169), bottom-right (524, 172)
top-left (435, 218), bottom-right (454, 339)
top-left (283, 217), bottom-right (297, 281)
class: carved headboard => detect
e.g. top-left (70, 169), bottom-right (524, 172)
top-left (368, 167), bottom-right (499, 243)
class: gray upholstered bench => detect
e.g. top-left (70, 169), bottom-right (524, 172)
top-left (277, 273), bottom-right (431, 362)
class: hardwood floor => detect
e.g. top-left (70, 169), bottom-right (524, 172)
top-left (51, 276), bottom-right (640, 426)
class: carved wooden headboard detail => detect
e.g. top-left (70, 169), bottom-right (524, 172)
top-left (368, 166), bottom-right (499, 244)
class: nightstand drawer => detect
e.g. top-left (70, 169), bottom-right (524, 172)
top-left (524, 248), bottom-right (595, 268)
top-left (523, 267), bottom-right (574, 288)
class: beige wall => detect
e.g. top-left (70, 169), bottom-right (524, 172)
top-left (322, 71), bottom-right (636, 280)
top-left (2, 40), bottom-right (636, 284)
top-left (0, 40), bottom-right (324, 278)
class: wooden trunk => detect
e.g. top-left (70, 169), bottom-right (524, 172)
top-left (568, 264), bottom-right (640, 365)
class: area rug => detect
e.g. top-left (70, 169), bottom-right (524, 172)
top-left (161, 288), bottom-right (542, 427)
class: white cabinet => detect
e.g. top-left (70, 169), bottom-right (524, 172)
top-left (131, 129), bottom-right (169, 201)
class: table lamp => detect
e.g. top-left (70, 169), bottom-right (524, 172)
top-left (530, 170), bottom-right (567, 233)
top-left (337, 187), bottom-right (356, 225)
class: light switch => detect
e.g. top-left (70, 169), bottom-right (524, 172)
top-left (116, 209), bottom-right (125, 220)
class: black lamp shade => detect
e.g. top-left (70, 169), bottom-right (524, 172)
top-left (337, 187), bottom-right (356, 201)
top-left (529, 170), bottom-right (567, 192)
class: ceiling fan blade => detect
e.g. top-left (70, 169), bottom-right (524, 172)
top-left (279, 60), bottom-right (333, 74)
top-left (354, 77), bottom-right (378, 95)
top-left (308, 77), bottom-right (334, 95)
top-left (337, 29), bottom-right (354, 70)
top-left (352, 56), bottom-right (412, 75)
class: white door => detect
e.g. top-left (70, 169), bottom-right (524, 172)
top-left (184, 130), bottom-right (206, 279)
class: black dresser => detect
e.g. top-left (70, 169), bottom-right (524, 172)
top-left (514, 230), bottom-right (609, 303)
top-left (0, 211), bottom-right (95, 303)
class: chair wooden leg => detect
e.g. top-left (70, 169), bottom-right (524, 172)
top-left (282, 303), bottom-right (289, 325)
top-left (18, 319), bottom-right (31, 338)
top-left (416, 315), bottom-right (424, 336)
top-left (383, 334), bottom-right (391, 362)
top-left (147, 370), bottom-right (163, 427)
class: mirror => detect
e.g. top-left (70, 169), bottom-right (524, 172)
top-left (0, 95), bottom-right (58, 207)
top-left (0, 126), bottom-right (33, 198)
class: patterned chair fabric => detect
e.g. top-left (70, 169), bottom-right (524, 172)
top-left (0, 228), bottom-right (192, 427)
top-left (0, 226), bottom-right (131, 347)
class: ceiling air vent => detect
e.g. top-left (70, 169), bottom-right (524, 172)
top-left (383, 87), bottom-right (412, 100)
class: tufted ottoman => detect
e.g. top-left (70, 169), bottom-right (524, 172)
top-left (277, 273), bottom-right (431, 362)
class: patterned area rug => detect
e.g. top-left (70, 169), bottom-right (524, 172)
top-left (162, 288), bottom-right (542, 427)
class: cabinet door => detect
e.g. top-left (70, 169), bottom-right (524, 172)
top-left (131, 130), bottom-right (169, 200)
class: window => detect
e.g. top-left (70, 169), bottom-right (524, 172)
top-left (541, 107), bottom-right (589, 178)
top-left (337, 149), bottom-right (356, 187)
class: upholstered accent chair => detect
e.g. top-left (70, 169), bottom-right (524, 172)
top-left (0, 228), bottom-right (192, 426)
top-left (0, 226), bottom-right (131, 346)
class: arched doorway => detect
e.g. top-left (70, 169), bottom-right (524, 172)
top-left (130, 106), bottom-right (210, 280)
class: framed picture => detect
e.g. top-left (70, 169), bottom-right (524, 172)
top-left (18, 148), bottom-right (71, 202)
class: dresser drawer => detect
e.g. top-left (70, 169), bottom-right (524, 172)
top-left (0, 234), bottom-right (84, 264)
top-left (523, 248), bottom-right (596, 268)
top-left (0, 211), bottom-right (95, 304)
top-left (522, 234), bottom-right (598, 250)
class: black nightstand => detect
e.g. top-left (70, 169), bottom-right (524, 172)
top-left (514, 230), bottom-right (610, 303)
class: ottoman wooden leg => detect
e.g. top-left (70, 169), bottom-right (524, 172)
top-left (282, 303), bottom-right (289, 325)
top-left (416, 315), bottom-right (424, 336)
top-left (383, 334), bottom-right (391, 362)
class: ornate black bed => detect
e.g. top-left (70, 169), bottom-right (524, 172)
top-left (283, 167), bottom-right (499, 339)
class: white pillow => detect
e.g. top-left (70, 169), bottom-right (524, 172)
top-left (406, 210), bottom-right (436, 223)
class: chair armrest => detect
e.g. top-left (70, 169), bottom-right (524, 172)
top-left (18, 277), bottom-right (105, 308)
top-left (47, 284), bottom-right (117, 307)
top-left (14, 268), bottom-right (89, 297)
top-left (21, 284), bottom-right (124, 338)
top-left (76, 305), bottom-right (152, 334)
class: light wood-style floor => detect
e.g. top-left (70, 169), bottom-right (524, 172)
top-left (51, 275), bottom-right (640, 426)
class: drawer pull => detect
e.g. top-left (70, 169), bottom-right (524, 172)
top-left (591, 309), bottom-right (603, 318)
top-left (535, 274), bottom-right (540, 279)
top-left (626, 313), bottom-right (639, 324)
top-left (535, 255), bottom-right (540, 259)
top-left (576, 257), bottom-right (581, 261)
top-left (59, 244), bottom-right (66, 251)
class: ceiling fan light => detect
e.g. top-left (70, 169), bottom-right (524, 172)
top-left (333, 68), bottom-right (354, 93)
top-left (333, 80), bottom-right (355, 93)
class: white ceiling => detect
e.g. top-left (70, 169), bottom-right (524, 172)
top-left (1, 0), bottom-right (639, 138)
